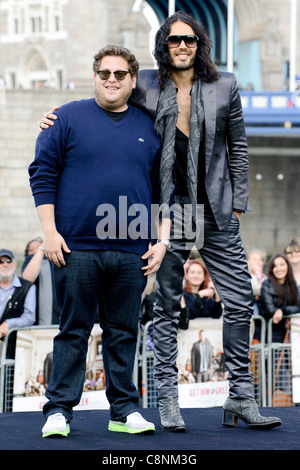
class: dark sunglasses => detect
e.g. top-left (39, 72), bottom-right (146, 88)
top-left (285, 248), bottom-right (300, 254)
top-left (0, 258), bottom-right (13, 264)
top-left (96, 70), bottom-right (131, 81)
top-left (166, 35), bottom-right (199, 49)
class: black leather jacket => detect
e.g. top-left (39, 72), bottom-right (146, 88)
top-left (129, 69), bottom-right (251, 231)
top-left (260, 278), bottom-right (300, 342)
top-left (129, 69), bottom-right (160, 121)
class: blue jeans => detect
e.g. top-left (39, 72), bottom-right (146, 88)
top-left (43, 250), bottom-right (147, 422)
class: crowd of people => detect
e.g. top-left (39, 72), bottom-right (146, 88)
top-left (1, 236), bottom-right (300, 355)
top-left (1, 236), bottom-right (299, 414)
top-left (247, 238), bottom-right (300, 344)
top-left (0, 238), bottom-right (59, 358)
top-left (139, 237), bottom-right (300, 345)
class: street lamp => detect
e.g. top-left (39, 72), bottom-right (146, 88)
top-left (227, 0), bottom-right (234, 73)
top-left (168, 0), bottom-right (175, 16)
top-left (289, 0), bottom-right (297, 92)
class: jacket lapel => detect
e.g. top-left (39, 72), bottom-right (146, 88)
top-left (202, 81), bottom-right (216, 172)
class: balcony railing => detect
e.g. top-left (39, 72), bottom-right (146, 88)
top-left (240, 90), bottom-right (300, 134)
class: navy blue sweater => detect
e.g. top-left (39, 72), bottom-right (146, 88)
top-left (29, 99), bottom-right (161, 255)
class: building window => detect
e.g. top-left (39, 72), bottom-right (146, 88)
top-left (3, 1), bottom-right (67, 39)
top-left (14, 19), bottom-right (19, 34)
top-left (10, 72), bottom-right (17, 89)
top-left (55, 15), bottom-right (60, 31)
top-left (57, 70), bottom-right (63, 88)
top-left (31, 16), bottom-right (42, 34)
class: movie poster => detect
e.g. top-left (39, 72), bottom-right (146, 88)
top-left (291, 316), bottom-right (300, 403)
top-left (12, 325), bottom-right (109, 412)
top-left (177, 318), bottom-right (229, 407)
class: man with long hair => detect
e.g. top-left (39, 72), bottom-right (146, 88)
top-left (134, 11), bottom-right (282, 431)
top-left (39, 12), bottom-right (282, 432)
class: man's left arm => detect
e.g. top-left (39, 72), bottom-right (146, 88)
top-left (227, 74), bottom-right (250, 218)
top-left (3, 284), bottom-right (36, 332)
top-left (141, 217), bottom-right (171, 276)
top-left (141, 145), bottom-right (170, 276)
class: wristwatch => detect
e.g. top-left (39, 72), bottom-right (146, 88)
top-left (157, 239), bottom-right (171, 250)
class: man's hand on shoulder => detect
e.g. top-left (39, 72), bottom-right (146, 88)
top-left (39, 105), bottom-right (59, 133)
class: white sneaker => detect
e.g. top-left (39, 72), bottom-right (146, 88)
top-left (42, 412), bottom-right (70, 438)
top-left (108, 411), bottom-right (155, 434)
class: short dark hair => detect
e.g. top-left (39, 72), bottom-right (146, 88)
top-left (153, 11), bottom-right (219, 89)
top-left (93, 45), bottom-right (139, 77)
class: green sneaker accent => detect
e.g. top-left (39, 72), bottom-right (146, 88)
top-left (42, 423), bottom-right (70, 438)
top-left (108, 420), bottom-right (154, 434)
top-left (108, 411), bottom-right (155, 434)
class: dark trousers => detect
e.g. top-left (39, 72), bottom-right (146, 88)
top-left (43, 250), bottom-right (146, 422)
top-left (153, 209), bottom-right (254, 400)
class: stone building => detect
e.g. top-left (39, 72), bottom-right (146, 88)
top-left (0, 0), bottom-right (299, 260)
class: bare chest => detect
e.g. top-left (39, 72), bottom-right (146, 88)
top-left (176, 90), bottom-right (191, 137)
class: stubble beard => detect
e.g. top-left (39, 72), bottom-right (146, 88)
top-left (0, 272), bottom-right (14, 282)
top-left (169, 52), bottom-right (196, 72)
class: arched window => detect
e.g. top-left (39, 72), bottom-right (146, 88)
top-left (23, 48), bottom-right (50, 89)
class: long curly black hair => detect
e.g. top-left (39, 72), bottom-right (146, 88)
top-left (268, 254), bottom-right (298, 307)
top-left (153, 11), bottom-right (219, 89)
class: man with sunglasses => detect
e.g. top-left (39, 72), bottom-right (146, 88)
top-left (132, 11), bottom-right (281, 432)
top-left (29, 45), bottom-right (166, 438)
top-left (39, 12), bottom-right (282, 432)
top-left (0, 249), bottom-right (36, 356)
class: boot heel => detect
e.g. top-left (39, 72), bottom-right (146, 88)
top-left (222, 410), bottom-right (238, 427)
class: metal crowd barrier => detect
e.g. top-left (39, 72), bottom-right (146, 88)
top-left (139, 321), bottom-right (158, 409)
top-left (1, 315), bottom-right (300, 413)
top-left (250, 315), bottom-right (267, 407)
top-left (0, 326), bottom-right (19, 413)
top-left (137, 315), bottom-right (300, 409)
top-left (266, 313), bottom-right (300, 407)
top-left (137, 317), bottom-right (268, 408)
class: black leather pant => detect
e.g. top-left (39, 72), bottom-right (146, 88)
top-left (153, 207), bottom-right (254, 400)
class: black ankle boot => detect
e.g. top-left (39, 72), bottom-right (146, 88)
top-left (222, 397), bottom-right (282, 429)
top-left (158, 397), bottom-right (186, 432)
